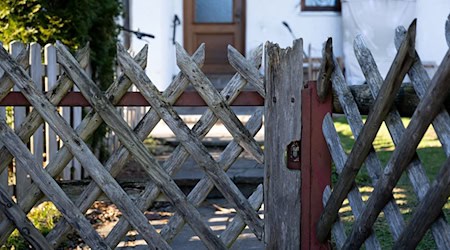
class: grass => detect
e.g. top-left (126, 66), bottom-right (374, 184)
top-left (333, 115), bottom-right (448, 249)
top-left (2, 116), bottom-right (448, 248)
top-left (2, 202), bottom-right (61, 249)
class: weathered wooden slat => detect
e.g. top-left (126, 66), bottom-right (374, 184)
top-left (0, 45), bottom-right (90, 246)
top-left (322, 186), bottom-right (346, 250)
top-left (264, 39), bottom-right (302, 249)
top-left (44, 46), bottom-right (154, 247)
top-left (220, 184), bottom-right (264, 248)
top-left (0, 45), bottom-right (170, 249)
top-left (176, 43), bottom-right (264, 164)
top-left (44, 44), bottom-right (59, 167)
top-left (30, 42), bottom-right (44, 180)
top-left (355, 33), bottom-right (450, 248)
top-left (116, 43), bottom-right (264, 242)
top-left (395, 27), bottom-right (450, 155)
top-left (227, 45), bottom-right (265, 97)
top-left (10, 41), bottom-right (28, 202)
top-left (318, 48), bottom-right (406, 243)
top-left (57, 42), bottom-right (226, 250)
top-left (0, 42), bottom-right (7, 202)
top-left (393, 155), bottom-right (450, 249)
top-left (317, 20), bottom-right (416, 242)
top-left (105, 45), bottom-right (263, 247)
top-left (343, 42), bottom-right (450, 250)
top-left (0, 119), bottom-right (109, 249)
top-left (0, 44), bottom-right (89, 178)
top-left (0, 183), bottom-right (52, 249)
top-left (317, 38), bottom-right (334, 102)
top-left (159, 110), bottom-right (263, 243)
top-left (0, 42), bottom-right (29, 99)
top-left (47, 46), bottom-right (202, 248)
top-left (322, 114), bottom-right (381, 250)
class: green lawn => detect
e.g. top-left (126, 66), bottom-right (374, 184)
top-left (333, 116), bottom-right (448, 249)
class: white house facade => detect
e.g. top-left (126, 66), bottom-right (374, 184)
top-left (123, 0), bottom-right (450, 89)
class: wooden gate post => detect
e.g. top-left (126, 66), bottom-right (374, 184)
top-left (301, 81), bottom-right (332, 249)
top-left (265, 39), bottom-right (303, 249)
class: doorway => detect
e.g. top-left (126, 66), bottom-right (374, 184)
top-left (184, 0), bottom-right (246, 74)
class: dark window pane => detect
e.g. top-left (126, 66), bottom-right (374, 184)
top-left (195, 0), bottom-right (233, 23)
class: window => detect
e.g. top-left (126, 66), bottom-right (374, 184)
top-left (301, 0), bottom-right (341, 12)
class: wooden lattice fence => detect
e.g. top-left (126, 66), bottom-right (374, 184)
top-left (0, 33), bottom-right (294, 248)
top-left (314, 17), bottom-right (450, 249)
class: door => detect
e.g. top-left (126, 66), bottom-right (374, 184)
top-left (184, 0), bottom-right (245, 74)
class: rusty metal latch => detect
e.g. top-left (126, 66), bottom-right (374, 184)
top-left (287, 140), bottom-right (301, 170)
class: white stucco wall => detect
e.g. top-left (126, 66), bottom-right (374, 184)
top-left (246, 0), bottom-right (343, 58)
top-left (416, 0), bottom-right (450, 65)
top-left (130, 0), bottom-right (342, 90)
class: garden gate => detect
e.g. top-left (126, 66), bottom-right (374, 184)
top-left (310, 17), bottom-right (450, 249)
top-left (0, 33), bottom-right (305, 248)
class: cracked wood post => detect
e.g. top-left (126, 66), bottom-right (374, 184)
top-left (264, 39), bottom-right (303, 248)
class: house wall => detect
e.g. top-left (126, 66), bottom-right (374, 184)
top-left (129, 0), bottom-right (342, 90)
top-left (416, 0), bottom-right (450, 65)
top-left (128, 0), bottom-right (449, 90)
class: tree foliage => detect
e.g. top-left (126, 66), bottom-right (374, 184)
top-left (0, 0), bottom-right (122, 90)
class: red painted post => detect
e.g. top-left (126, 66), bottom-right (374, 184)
top-left (301, 81), bottom-right (332, 249)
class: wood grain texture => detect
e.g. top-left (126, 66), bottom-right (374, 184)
top-left (0, 183), bottom-right (52, 250)
top-left (0, 119), bottom-right (109, 249)
top-left (317, 20), bottom-right (416, 242)
top-left (322, 186), bottom-right (346, 250)
top-left (264, 39), bottom-right (302, 249)
top-left (159, 110), bottom-right (263, 243)
top-left (0, 44), bottom-right (170, 249)
top-left (106, 45), bottom-right (263, 247)
top-left (317, 45), bottom-right (405, 245)
top-left (322, 114), bottom-right (381, 250)
top-left (0, 44), bottom-right (91, 245)
top-left (394, 155), bottom-right (450, 249)
top-left (45, 46), bottom-right (150, 247)
top-left (57, 42), bottom-right (226, 249)
top-left (116, 43), bottom-right (263, 244)
top-left (176, 42), bottom-right (264, 164)
top-left (355, 33), bottom-right (450, 249)
top-left (317, 38), bottom-right (334, 102)
top-left (220, 184), bottom-right (264, 248)
top-left (227, 45), bottom-right (265, 97)
top-left (343, 32), bottom-right (450, 250)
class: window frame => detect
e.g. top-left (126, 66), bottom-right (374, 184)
top-left (301, 0), bottom-right (341, 12)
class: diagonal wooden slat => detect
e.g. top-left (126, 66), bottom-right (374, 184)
top-left (354, 34), bottom-right (450, 248)
top-left (0, 45), bottom-right (90, 245)
top-left (0, 184), bottom-right (52, 249)
top-left (0, 44), bottom-right (89, 179)
top-left (0, 119), bottom-right (108, 249)
top-left (0, 44), bottom-right (29, 99)
top-left (56, 42), bottom-right (227, 250)
top-left (395, 27), bottom-right (450, 155)
top-left (49, 46), bottom-right (207, 248)
top-left (116, 43), bottom-right (264, 240)
top-left (0, 46), bottom-right (170, 250)
top-left (322, 186), bottom-right (347, 250)
top-left (343, 41), bottom-right (450, 250)
top-left (317, 51), bottom-right (406, 242)
top-left (220, 184), bottom-right (264, 248)
top-left (227, 45), bottom-right (265, 97)
top-left (105, 45), bottom-right (264, 247)
top-left (317, 20), bottom-right (416, 242)
top-left (176, 43), bottom-right (264, 164)
top-left (394, 156), bottom-right (450, 249)
top-left (322, 114), bottom-right (381, 250)
top-left (159, 110), bottom-right (263, 243)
